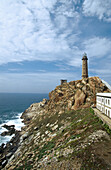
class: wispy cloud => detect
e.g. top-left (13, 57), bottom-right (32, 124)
top-left (90, 68), bottom-right (111, 75)
top-left (0, 0), bottom-right (110, 66)
top-left (83, 0), bottom-right (111, 22)
top-left (0, 0), bottom-right (80, 65)
top-left (67, 36), bottom-right (111, 67)
top-left (83, 37), bottom-right (111, 58)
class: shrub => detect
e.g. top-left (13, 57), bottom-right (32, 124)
top-left (104, 123), bottom-right (111, 135)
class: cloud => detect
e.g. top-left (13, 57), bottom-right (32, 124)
top-left (83, 37), bottom-right (111, 58)
top-left (0, 0), bottom-right (110, 70)
top-left (90, 68), bottom-right (111, 75)
top-left (67, 48), bottom-right (82, 67)
top-left (67, 36), bottom-right (111, 67)
top-left (0, 0), bottom-right (80, 65)
top-left (83, 0), bottom-right (111, 22)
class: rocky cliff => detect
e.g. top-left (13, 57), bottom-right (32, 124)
top-left (48, 76), bottom-right (110, 111)
top-left (1, 77), bottom-right (111, 169)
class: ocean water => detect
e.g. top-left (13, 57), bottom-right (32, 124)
top-left (0, 93), bottom-right (48, 146)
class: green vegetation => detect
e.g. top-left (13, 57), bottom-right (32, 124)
top-left (90, 107), bottom-right (95, 114)
top-left (38, 141), bottom-right (55, 160)
top-left (15, 163), bottom-right (33, 170)
top-left (104, 123), bottom-right (111, 135)
top-left (15, 107), bottom-right (111, 169)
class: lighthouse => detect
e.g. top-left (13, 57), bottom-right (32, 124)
top-left (82, 53), bottom-right (88, 79)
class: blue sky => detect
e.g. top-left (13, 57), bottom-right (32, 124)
top-left (0, 0), bottom-right (111, 93)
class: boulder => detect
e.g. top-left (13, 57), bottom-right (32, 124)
top-left (20, 132), bottom-right (29, 142)
top-left (76, 83), bottom-right (83, 89)
top-left (2, 124), bottom-right (15, 130)
top-left (2, 160), bottom-right (7, 168)
top-left (1, 129), bottom-right (15, 136)
top-left (6, 152), bottom-right (13, 159)
top-left (82, 78), bottom-right (88, 84)
top-left (52, 125), bottom-right (58, 131)
top-left (69, 81), bottom-right (75, 86)
top-left (68, 97), bottom-right (75, 109)
top-left (1, 124), bottom-right (16, 136)
top-left (0, 144), bottom-right (5, 154)
top-left (40, 98), bottom-right (48, 107)
top-left (86, 97), bottom-right (91, 102)
top-left (73, 89), bottom-right (86, 109)
top-left (1, 131), bottom-right (9, 136)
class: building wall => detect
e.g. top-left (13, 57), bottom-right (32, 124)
top-left (96, 95), bottom-right (111, 118)
top-left (61, 80), bottom-right (67, 85)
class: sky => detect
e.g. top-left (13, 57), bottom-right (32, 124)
top-left (0, 0), bottom-right (111, 93)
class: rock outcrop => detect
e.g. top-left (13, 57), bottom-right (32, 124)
top-left (1, 77), bottom-right (111, 170)
top-left (48, 77), bottom-right (110, 112)
top-left (1, 125), bottom-right (16, 136)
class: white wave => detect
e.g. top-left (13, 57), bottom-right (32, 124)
top-left (4, 113), bottom-right (24, 131)
top-left (0, 125), bottom-right (8, 134)
top-left (0, 134), bottom-right (15, 145)
top-left (0, 112), bottom-right (24, 145)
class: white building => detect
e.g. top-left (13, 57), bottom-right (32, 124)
top-left (96, 93), bottom-right (111, 119)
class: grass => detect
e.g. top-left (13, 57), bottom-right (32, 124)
top-left (38, 141), bottom-right (55, 160)
top-left (15, 107), bottom-right (111, 169)
top-left (15, 163), bottom-right (33, 170)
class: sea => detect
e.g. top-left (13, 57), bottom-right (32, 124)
top-left (0, 93), bottom-right (48, 146)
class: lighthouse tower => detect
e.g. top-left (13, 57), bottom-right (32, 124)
top-left (82, 53), bottom-right (88, 79)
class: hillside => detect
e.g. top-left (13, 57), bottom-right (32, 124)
top-left (1, 77), bottom-right (111, 169)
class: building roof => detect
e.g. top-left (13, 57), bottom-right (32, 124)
top-left (96, 93), bottom-right (111, 97)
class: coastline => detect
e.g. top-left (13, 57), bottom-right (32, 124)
top-left (0, 112), bottom-right (25, 168)
top-left (0, 99), bottom-right (47, 169)
top-left (0, 112), bottom-right (24, 146)
top-left (1, 77), bottom-right (111, 169)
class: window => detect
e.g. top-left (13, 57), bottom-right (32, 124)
top-left (108, 100), bottom-right (110, 105)
top-left (106, 109), bottom-right (107, 115)
top-left (98, 97), bottom-right (101, 102)
top-left (108, 110), bottom-right (110, 117)
top-left (106, 99), bottom-right (107, 104)
top-left (102, 98), bottom-right (104, 103)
